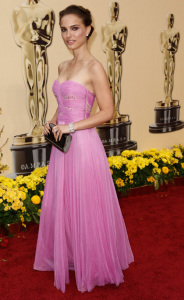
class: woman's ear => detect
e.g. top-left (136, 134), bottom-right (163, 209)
top-left (86, 25), bottom-right (91, 37)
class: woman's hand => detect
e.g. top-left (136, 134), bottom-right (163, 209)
top-left (52, 124), bottom-right (70, 141)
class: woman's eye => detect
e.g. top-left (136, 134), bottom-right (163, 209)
top-left (72, 27), bottom-right (78, 31)
top-left (61, 28), bottom-right (66, 32)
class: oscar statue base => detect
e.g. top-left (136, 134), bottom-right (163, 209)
top-left (10, 134), bottom-right (52, 178)
top-left (97, 115), bottom-right (137, 157)
top-left (149, 100), bottom-right (184, 133)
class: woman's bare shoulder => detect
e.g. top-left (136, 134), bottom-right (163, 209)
top-left (89, 59), bottom-right (106, 77)
top-left (88, 58), bottom-right (103, 68)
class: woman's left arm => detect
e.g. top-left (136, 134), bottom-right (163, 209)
top-left (53, 62), bottom-right (114, 141)
top-left (74, 61), bottom-right (114, 129)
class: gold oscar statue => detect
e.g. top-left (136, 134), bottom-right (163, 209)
top-left (97, 1), bottom-right (137, 156)
top-left (149, 13), bottom-right (184, 133)
top-left (101, 1), bottom-right (128, 121)
top-left (10, 0), bottom-right (55, 177)
top-left (160, 13), bottom-right (180, 106)
top-left (11, 0), bottom-right (55, 139)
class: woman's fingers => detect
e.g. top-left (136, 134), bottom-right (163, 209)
top-left (58, 131), bottom-right (63, 141)
top-left (52, 126), bottom-right (63, 141)
top-left (52, 126), bottom-right (59, 141)
top-left (45, 128), bottom-right (50, 134)
top-left (43, 123), bottom-right (51, 135)
top-left (52, 127), bottom-right (57, 140)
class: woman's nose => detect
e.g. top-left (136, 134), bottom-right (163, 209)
top-left (66, 29), bottom-right (71, 38)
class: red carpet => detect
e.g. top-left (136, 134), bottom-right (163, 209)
top-left (1, 186), bottom-right (184, 300)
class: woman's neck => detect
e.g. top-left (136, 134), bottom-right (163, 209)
top-left (72, 44), bottom-right (91, 62)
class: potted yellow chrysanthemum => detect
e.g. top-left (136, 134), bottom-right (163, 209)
top-left (108, 145), bottom-right (184, 195)
top-left (0, 166), bottom-right (47, 234)
top-left (0, 177), bottom-right (27, 234)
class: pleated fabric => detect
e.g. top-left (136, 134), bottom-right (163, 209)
top-left (33, 80), bottom-right (134, 292)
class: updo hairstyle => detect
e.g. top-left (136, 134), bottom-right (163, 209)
top-left (59, 5), bottom-right (94, 39)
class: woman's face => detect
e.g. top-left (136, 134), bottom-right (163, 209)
top-left (60, 14), bottom-right (90, 50)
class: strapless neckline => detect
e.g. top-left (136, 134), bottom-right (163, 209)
top-left (54, 80), bottom-right (95, 97)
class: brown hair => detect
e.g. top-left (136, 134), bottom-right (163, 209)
top-left (59, 5), bottom-right (94, 39)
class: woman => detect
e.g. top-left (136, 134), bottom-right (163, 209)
top-left (34, 5), bottom-right (134, 293)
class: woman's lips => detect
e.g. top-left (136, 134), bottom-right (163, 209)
top-left (67, 40), bottom-right (75, 45)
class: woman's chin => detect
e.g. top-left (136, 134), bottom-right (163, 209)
top-left (66, 43), bottom-right (77, 50)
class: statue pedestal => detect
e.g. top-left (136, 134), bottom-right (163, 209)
top-left (149, 100), bottom-right (184, 133)
top-left (97, 115), bottom-right (137, 156)
top-left (10, 134), bottom-right (51, 178)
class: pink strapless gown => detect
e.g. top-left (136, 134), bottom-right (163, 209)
top-left (33, 80), bottom-right (134, 292)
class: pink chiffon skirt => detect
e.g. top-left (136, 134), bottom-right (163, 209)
top-left (33, 127), bottom-right (134, 292)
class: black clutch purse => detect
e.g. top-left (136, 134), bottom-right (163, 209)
top-left (44, 123), bottom-right (72, 153)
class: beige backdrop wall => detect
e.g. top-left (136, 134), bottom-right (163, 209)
top-left (1, 0), bottom-right (184, 175)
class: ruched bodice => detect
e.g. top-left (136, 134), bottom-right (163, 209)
top-left (52, 80), bottom-right (95, 124)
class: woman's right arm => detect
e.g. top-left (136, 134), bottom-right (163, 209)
top-left (50, 108), bottom-right (58, 124)
top-left (44, 61), bottom-right (65, 135)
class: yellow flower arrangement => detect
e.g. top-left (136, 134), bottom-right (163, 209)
top-left (0, 183), bottom-right (25, 225)
top-left (1, 145), bottom-right (184, 226)
top-left (108, 145), bottom-right (184, 194)
top-left (0, 166), bottom-right (47, 226)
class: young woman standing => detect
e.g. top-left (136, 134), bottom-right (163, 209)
top-left (34, 5), bottom-right (134, 293)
